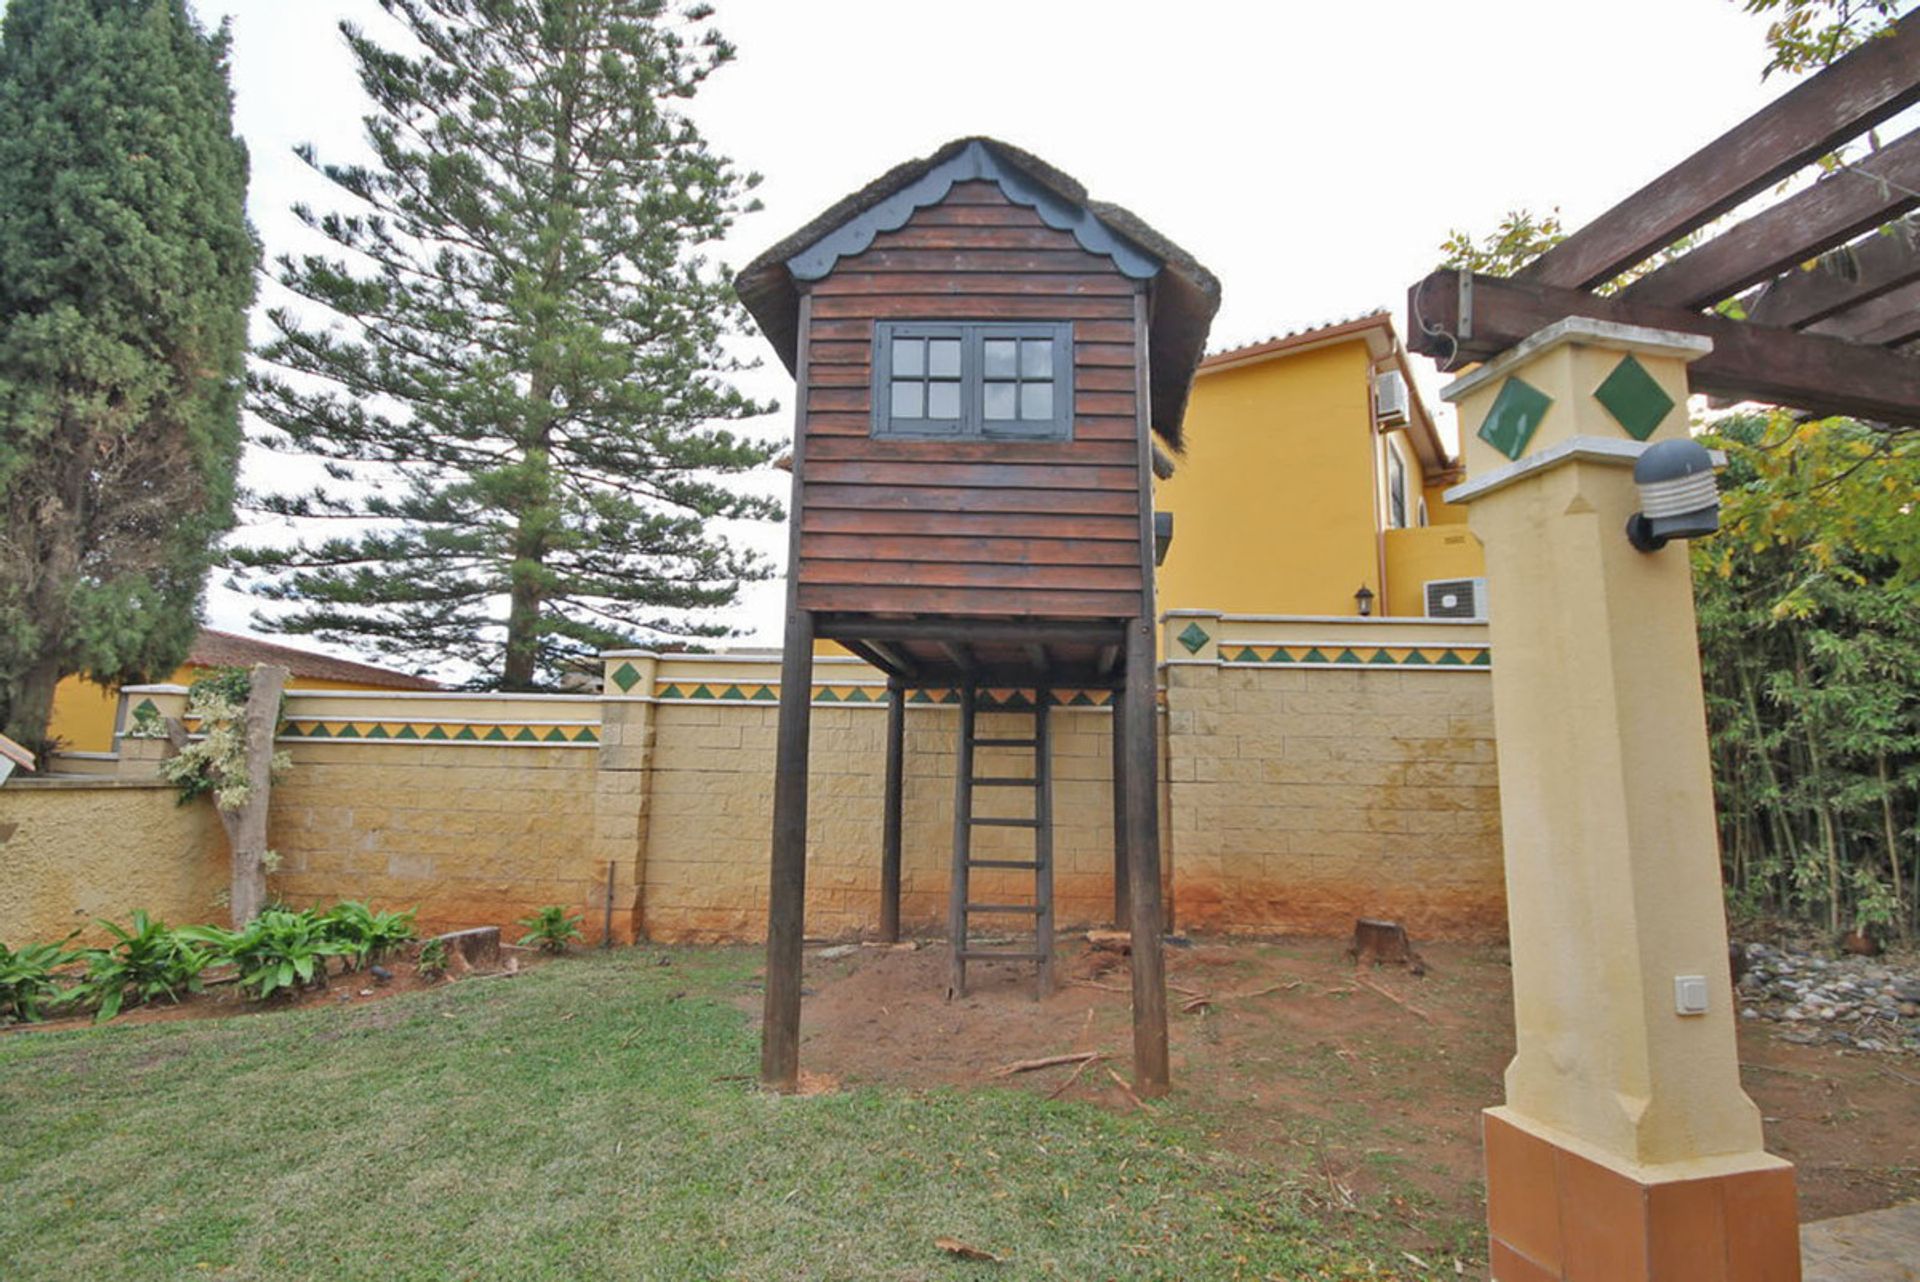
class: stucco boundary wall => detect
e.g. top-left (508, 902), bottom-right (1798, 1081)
top-left (12, 611), bottom-right (1504, 949)
top-left (1161, 611), bottom-right (1505, 941)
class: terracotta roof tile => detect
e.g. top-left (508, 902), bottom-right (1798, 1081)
top-left (187, 629), bottom-right (441, 690)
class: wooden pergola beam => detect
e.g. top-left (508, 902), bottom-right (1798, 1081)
top-left (815, 616), bottom-right (1126, 647)
top-left (1808, 275), bottom-right (1920, 346)
top-left (1744, 217), bottom-right (1920, 327)
top-left (1519, 15), bottom-right (1920, 291)
top-left (1620, 129), bottom-right (1920, 309)
top-left (1407, 269), bottom-right (1920, 424)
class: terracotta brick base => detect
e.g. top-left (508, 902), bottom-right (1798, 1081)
top-left (1484, 1110), bottom-right (1800, 1281)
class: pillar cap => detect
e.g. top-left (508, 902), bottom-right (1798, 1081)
top-left (1445, 435), bottom-right (1726, 505)
top-left (1441, 319), bottom-right (1712, 404)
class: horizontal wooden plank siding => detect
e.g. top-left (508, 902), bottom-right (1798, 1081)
top-left (796, 181), bottom-right (1147, 620)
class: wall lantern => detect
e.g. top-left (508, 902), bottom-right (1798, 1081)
top-left (1354, 584), bottom-right (1375, 617)
top-left (1625, 438), bottom-right (1719, 553)
top-left (1153, 511), bottom-right (1174, 566)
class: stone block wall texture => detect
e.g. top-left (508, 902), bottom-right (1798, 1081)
top-left (0, 780), bottom-right (229, 945)
top-left (1165, 663), bottom-right (1504, 940)
top-left (26, 622), bottom-right (1505, 948)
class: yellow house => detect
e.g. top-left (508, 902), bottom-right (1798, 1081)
top-left (1158, 312), bottom-right (1485, 619)
top-left (48, 628), bottom-right (441, 753)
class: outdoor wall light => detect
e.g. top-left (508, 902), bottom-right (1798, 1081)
top-left (1154, 511), bottom-right (1174, 566)
top-left (1626, 438), bottom-right (1720, 553)
top-left (1354, 585), bottom-right (1375, 617)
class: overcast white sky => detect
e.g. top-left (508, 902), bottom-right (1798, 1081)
top-left (189, 0), bottom-right (1803, 661)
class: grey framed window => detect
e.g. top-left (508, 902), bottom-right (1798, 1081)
top-left (1386, 443), bottom-right (1408, 530)
top-left (871, 320), bottom-right (1074, 440)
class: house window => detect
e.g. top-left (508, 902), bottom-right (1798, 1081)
top-left (1387, 443), bottom-right (1408, 530)
top-left (872, 321), bottom-right (1074, 440)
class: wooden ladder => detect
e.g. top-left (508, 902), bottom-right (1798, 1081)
top-left (947, 685), bottom-right (1055, 1000)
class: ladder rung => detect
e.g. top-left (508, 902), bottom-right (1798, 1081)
top-left (958, 949), bottom-right (1046, 961)
top-left (972, 776), bottom-right (1036, 787)
top-left (968, 859), bottom-right (1040, 870)
top-left (966, 903), bottom-right (1042, 915)
top-left (969, 816), bottom-right (1039, 828)
top-left (972, 737), bottom-right (1037, 748)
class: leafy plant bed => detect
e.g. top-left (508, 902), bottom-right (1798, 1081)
top-left (1, 939), bottom-right (544, 1035)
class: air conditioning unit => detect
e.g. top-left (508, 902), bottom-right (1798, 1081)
top-left (1425, 577), bottom-right (1488, 620)
top-left (1373, 370), bottom-right (1409, 424)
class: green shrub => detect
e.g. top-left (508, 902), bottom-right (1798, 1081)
top-left (181, 909), bottom-right (343, 1002)
top-left (416, 937), bottom-right (449, 980)
top-left (516, 906), bottom-right (584, 954)
top-left (73, 912), bottom-right (213, 1022)
top-left (0, 936), bottom-right (78, 1023)
top-left (319, 902), bottom-right (417, 970)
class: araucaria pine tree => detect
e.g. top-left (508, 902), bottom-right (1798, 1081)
top-left (0, 0), bottom-right (256, 752)
top-left (243, 0), bottom-right (779, 688)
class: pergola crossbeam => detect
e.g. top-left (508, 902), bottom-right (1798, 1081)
top-left (1620, 128), bottom-right (1920, 309)
top-left (1744, 216), bottom-right (1920, 327)
top-left (1518, 15), bottom-right (1920, 291)
top-left (1407, 269), bottom-right (1920, 424)
top-left (1807, 275), bottom-right (1920, 345)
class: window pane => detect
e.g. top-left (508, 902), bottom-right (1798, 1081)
top-left (892, 338), bottom-right (923, 377)
top-left (983, 382), bottom-right (1017, 420)
top-left (1020, 382), bottom-right (1053, 421)
top-left (927, 380), bottom-right (961, 419)
top-left (1021, 339), bottom-right (1053, 379)
top-left (928, 339), bottom-right (961, 377)
top-left (891, 381), bottom-right (924, 419)
top-left (983, 339), bottom-right (1017, 377)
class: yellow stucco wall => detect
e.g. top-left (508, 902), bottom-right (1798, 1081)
top-left (49, 667), bottom-right (395, 755)
top-left (0, 780), bottom-right (229, 945)
top-left (1160, 338), bottom-right (1484, 620)
top-left (1160, 342), bottom-right (1382, 616)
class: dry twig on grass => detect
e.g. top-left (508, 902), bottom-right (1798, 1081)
top-left (1048, 1054), bottom-right (1101, 1099)
top-left (1105, 1066), bottom-right (1154, 1113)
top-left (1068, 980), bottom-right (1131, 994)
top-left (1354, 975), bottom-right (1434, 1023)
top-left (990, 1051), bottom-right (1101, 1078)
top-left (934, 1237), bottom-right (1001, 1262)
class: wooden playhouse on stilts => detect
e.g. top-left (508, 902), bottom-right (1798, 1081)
top-left (734, 137), bottom-right (1219, 1096)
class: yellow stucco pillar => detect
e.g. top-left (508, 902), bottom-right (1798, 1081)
top-left (1443, 319), bottom-right (1797, 1282)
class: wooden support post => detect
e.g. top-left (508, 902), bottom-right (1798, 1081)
top-left (947, 684), bottom-right (977, 1000)
top-left (1109, 691), bottom-right (1131, 928)
top-left (760, 607), bottom-right (816, 1092)
top-left (1121, 619), bottom-right (1170, 1096)
top-left (1034, 695), bottom-right (1055, 998)
top-left (880, 680), bottom-right (905, 944)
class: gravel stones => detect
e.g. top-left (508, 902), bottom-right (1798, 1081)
top-left (1736, 940), bottom-right (1920, 1055)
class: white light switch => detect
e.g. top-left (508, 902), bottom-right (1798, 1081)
top-left (1674, 975), bottom-right (1709, 1016)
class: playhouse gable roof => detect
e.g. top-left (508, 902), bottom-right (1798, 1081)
top-left (734, 137), bottom-right (1221, 450)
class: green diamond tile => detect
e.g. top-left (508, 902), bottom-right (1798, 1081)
top-left (610, 661), bottom-right (641, 693)
top-left (1593, 354), bottom-right (1673, 440)
top-left (1478, 376), bottom-right (1553, 460)
top-left (1175, 621), bottom-right (1211, 654)
top-left (134, 698), bottom-right (160, 719)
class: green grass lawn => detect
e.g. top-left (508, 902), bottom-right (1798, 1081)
top-left (0, 948), bottom-right (1437, 1280)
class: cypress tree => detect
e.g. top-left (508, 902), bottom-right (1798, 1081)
top-left (0, 0), bottom-right (257, 753)
top-left (241, 0), bottom-right (778, 689)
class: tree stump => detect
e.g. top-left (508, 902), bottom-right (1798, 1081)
top-left (1347, 918), bottom-right (1424, 973)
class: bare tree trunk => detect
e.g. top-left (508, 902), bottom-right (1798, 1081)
top-left (1880, 755), bottom-right (1908, 943)
top-left (221, 664), bottom-right (287, 926)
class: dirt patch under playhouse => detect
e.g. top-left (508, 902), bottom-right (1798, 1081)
top-left (772, 934), bottom-right (1920, 1243)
